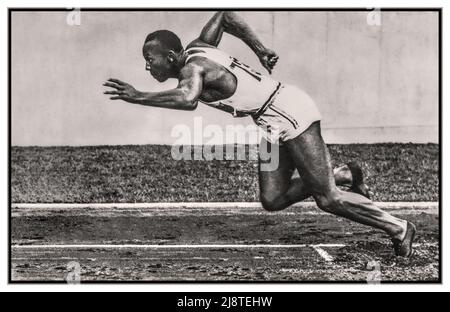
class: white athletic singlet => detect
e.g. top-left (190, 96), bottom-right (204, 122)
top-left (185, 47), bottom-right (281, 117)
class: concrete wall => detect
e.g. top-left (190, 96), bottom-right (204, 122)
top-left (11, 11), bottom-right (439, 145)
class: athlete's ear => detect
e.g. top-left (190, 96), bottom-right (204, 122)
top-left (167, 50), bottom-right (176, 63)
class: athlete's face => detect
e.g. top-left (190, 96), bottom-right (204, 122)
top-left (142, 40), bottom-right (174, 82)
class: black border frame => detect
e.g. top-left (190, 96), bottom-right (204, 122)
top-left (7, 7), bottom-right (443, 285)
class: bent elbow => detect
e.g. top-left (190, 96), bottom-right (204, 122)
top-left (178, 97), bottom-right (197, 111)
top-left (184, 100), bottom-right (198, 111)
top-left (222, 11), bottom-right (236, 28)
top-left (179, 91), bottom-right (199, 110)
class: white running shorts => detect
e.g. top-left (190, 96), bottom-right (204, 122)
top-left (253, 84), bottom-right (322, 144)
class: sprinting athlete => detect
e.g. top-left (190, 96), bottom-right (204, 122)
top-left (103, 12), bottom-right (416, 257)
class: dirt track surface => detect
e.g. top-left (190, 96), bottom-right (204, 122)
top-left (11, 207), bottom-right (439, 282)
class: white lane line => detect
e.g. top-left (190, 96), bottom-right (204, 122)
top-left (312, 244), bottom-right (346, 248)
top-left (312, 246), bottom-right (335, 262)
top-left (11, 202), bottom-right (438, 209)
top-left (12, 244), bottom-right (345, 250)
top-left (12, 257), bottom-right (226, 261)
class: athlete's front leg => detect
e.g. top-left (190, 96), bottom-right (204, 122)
top-left (259, 139), bottom-right (358, 212)
top-left (258, 138), bottom-right (296, 211)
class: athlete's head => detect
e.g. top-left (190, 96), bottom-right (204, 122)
top-left (142, 30), bottom-right (184, 82)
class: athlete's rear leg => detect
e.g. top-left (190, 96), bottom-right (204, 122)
top-left (333, 165), bottom-right (352, 185)
top-left (295, 162), bottom-right (368, 195)
top-left (293, 165), bottom-right (351, 185)
top-left (284, 121), bottom-right (415, 257)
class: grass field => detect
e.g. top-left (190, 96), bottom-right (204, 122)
top-left (11, 144), bottom-right (439, 203)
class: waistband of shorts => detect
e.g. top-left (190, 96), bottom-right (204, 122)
top-left (251, 82), bottom-right (283, 120)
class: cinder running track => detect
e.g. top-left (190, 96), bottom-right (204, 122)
top-left (11, 202), bottom-right (439, 282)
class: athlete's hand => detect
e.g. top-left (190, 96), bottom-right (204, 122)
top-left (258, 48), bottom-right (279, 74)
top-left (103, 78), bottom-right (142, 103)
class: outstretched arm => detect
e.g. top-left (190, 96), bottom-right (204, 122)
top-left (194, 11), bottom-right (278, 74)
top-left (103, 64), bottom-right (203, 110)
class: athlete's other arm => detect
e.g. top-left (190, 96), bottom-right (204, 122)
top-left (193, 11), bottom-right (279, 74)
top-left (103, 64), bottom-right (202, 110)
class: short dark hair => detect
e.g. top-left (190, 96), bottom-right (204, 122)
top-left (144, 30), bottom-right (183, 53)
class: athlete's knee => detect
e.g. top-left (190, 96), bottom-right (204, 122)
top-left (314, 190), bottom-right (344, 214)
top-left (260, 193), bottom-right (284, 212)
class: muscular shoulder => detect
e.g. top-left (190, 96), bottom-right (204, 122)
top-left (179, 61), bottom-right (205, 80)
top-left (186, 38), bottom-right (216, 49)
top-left (184, 57), bottom-right (221, 81)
